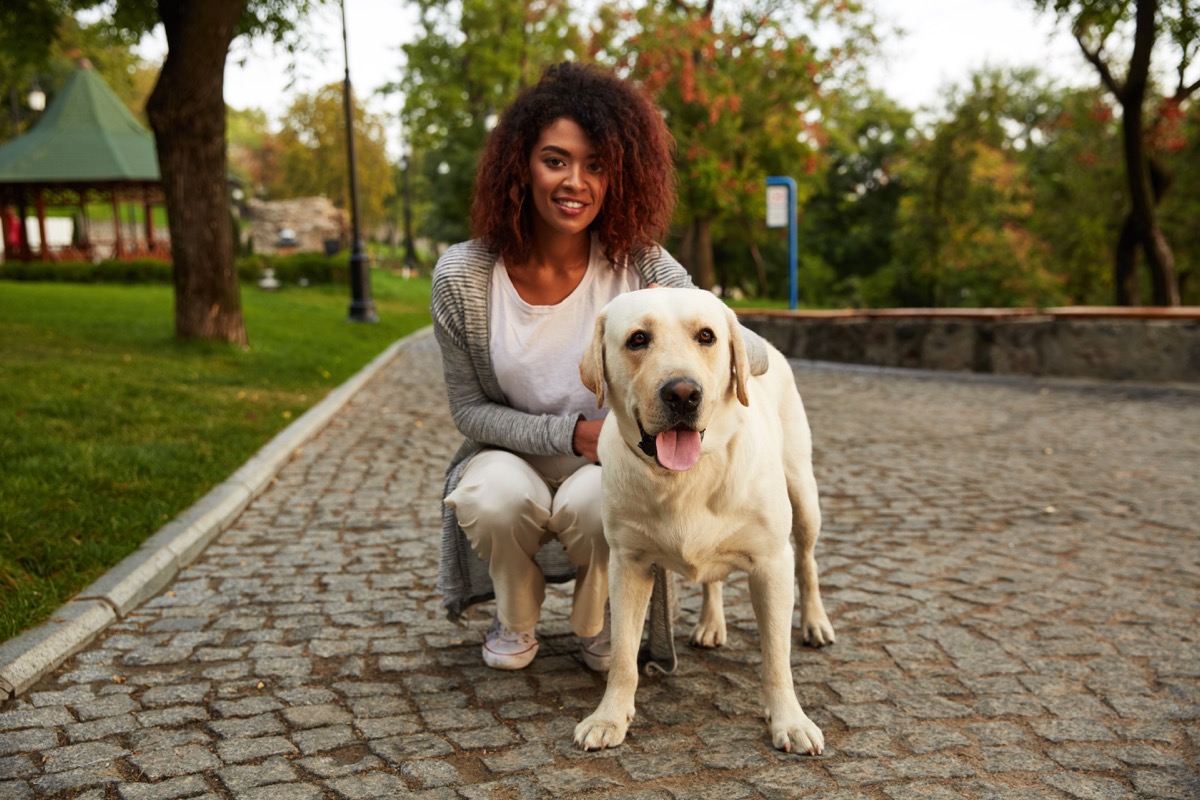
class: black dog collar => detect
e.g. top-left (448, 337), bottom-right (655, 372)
top-left (637, 420), bottom-right (657, 459)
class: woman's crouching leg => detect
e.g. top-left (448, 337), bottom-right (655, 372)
top-left (445, 450), bottom-right (552, 632)
top-left (547, 463), bottom-right (608, 637)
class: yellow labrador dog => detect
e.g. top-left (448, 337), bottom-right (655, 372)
top-left (574, 287), bottom-right (834, 755)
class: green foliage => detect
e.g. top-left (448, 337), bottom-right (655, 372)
top-left (0, 272), bottom-right (431, 639)
top-left (798, 91), bottom-right (914, 307)
top-left (1, 259), bottom-right (173, 283)
top-left (270, 82), bottom-right (394, 231)
top-left (0, 253), bottom-right (355, 286)
top-left (236, 251), bottom-right (348, 285)
top-left (887, 70), bottom-right (1081, 308)
top-left (610, 0), bottom-right (879, 290)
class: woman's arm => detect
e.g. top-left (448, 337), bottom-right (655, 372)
top-left (431, 250), bottom-right (579, 456)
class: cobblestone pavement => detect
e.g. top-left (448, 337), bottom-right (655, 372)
top-left (2, 328), bottom-right (1199, 799)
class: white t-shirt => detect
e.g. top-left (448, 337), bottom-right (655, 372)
top-left (489, 238), bottom-right (643, 421)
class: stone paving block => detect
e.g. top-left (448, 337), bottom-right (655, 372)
top-left (116, 775), bottom-right (210, 800)
top-left (289, 724), bottom-right (357, 755)
top-left (40, 740), bottom-right (127, 773)
top-left (1130, 767), bottom-right (1200, 800)
top-left (458, 776), bottom-right (543, 800)
top-left (206, 712), bottom-right (285, 739)
top-left (324, 770), bottom-right (412, 799)
top-left (136, 705), bottom-right (209, 728)
top-left (0, 728), bottom-right (58, 757)
top-left (280, 703), bottom-right (352, 729)
top-left (128, 745), bottom-right (220, 780)
top-left (295, 754), bottom-right (385, 779)
top-left (233, 784), bottom-right (324, 800)
top-left (65, 713), bottom-right (138, 743)
top-left (215, 756), bottom-right (300, 792)
top-left (30, 762), bottom-right (123, 794)
top-left (1043, 771), bottom-right (1134, 799)
top-left (444, 725), bottom-right (519, 751)
top-left (215, 735), bottom-right (297, 763)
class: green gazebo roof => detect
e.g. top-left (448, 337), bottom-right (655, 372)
top-left (0, 64), bottom-right (159, 184)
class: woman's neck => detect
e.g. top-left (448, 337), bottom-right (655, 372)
top-left (527, 230), bottom-right (591, 272)
top-left (505, 232), bottom-right (592, 305)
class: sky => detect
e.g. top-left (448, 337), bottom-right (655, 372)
top-left (137, 0), bottom-right (1096, 145)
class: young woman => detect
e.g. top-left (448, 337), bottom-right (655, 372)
top-left (431, 62), bottom-right (766, 671)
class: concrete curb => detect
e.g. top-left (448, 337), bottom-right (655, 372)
top-left (0, 326), bottom-right (434, 700)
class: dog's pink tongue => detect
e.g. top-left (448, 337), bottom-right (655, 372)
top-left (656, 429), bottom-right (702, 471)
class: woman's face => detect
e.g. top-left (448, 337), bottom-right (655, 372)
top-left (527, 117), bottom-right (608, 241)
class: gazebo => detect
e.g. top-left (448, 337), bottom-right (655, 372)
top-left (0, 60), bottom-right (166, 263)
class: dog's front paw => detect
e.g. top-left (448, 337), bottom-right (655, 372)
top-left (574, 711), bottom-right (631, 751)
top-left (765, 705), bottom-right (825, 755)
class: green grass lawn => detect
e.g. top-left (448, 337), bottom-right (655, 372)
top-left (0, 271), bottom-right (432, 641)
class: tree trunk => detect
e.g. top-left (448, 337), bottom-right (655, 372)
top-left (748, 240), bottom-right (768, 298)
top-left (146, 0), bottom-right (248, 345)
top-left (693, 215), bottom-right (716, 291)
top-left (1115, 214), bottom-right (1140, 306)
top-left (677, 219), bottom-right (697, 280)
top-left (1114, 0), bottom-right (1180, 306)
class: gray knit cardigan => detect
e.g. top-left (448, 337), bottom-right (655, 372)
top-left (431, 237), bottom-right (767, 620)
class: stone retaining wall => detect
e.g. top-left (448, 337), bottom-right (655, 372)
top-left (737, 308), bottom-right (1200, 384)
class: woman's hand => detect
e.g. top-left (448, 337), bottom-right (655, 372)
top-left (573, 418), bottom-right (604, 462)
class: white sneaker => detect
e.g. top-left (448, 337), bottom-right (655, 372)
top-left (579, 606), bottom-right (611, 672)
top-left (482, 615), bottom-right (538, 670)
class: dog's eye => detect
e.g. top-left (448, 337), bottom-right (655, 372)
top-left (627, 331), bottom-right (651, 350)
top-left (697, 328), bottom-right (715, 346)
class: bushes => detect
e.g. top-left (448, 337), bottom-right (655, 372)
top-left (0, 259), bottom-right (173, 284)
top-left (237, 252), bottom-right (347, 286)
top-left (2, 252), bottom-right (348, 286)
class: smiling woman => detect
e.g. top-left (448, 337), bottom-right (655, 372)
top-left (430, 61), bottom-right (693, 674)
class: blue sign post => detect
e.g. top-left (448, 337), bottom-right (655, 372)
top-left (766, 176), bottom-right (798, 310)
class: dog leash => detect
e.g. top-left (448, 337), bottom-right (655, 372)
top-left (643, 564), bottom-right (678, 675)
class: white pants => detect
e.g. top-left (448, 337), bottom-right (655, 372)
top-left (444, 450), bottom-right (607, 637)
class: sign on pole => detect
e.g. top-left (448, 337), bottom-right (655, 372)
top-left (766, 185), bottom-right (789, 229)
top-left (766, 176), bottom-right (798, 310)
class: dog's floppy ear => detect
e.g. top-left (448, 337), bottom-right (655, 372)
top-left (725, 305), bottom-right (750, 406)
top-left (579, 311), bottom-right (607, 408)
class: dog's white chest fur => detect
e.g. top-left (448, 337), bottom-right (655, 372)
top-left (603, 434), bottom-right (791, 583)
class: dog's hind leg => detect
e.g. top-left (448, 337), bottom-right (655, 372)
top-left (690, 581), bottom-right (727, 648)
top-left (787, 462), bottom-right (835, 647)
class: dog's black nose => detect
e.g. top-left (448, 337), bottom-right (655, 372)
top-left (660, 378), bottom-right (702, 413)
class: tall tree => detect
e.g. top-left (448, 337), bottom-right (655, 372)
top-left (799, 90), bottom-right (912, 307)
top-left (1035, 0), bottom-right (1200, 306)
top-left (888, 70), bottom-right (1065, 308)
top-left (270, 83), bottom-right (394, 232)
top-left (4, 1), bottom-right (324, 344)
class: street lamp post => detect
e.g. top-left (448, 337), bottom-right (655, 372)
top-left (401, 142), bottom-right (418, 271)
top-left (340, 0), bottom-right (378, 323)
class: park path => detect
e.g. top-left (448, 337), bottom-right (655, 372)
top-left (1, 328), bottom-right (1198, 799)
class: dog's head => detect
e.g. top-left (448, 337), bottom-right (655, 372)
top-left (580, 288), bottom-right (750, 472)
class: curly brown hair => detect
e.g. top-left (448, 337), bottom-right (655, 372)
top-left (471, 62), bottom-right (676, 267)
